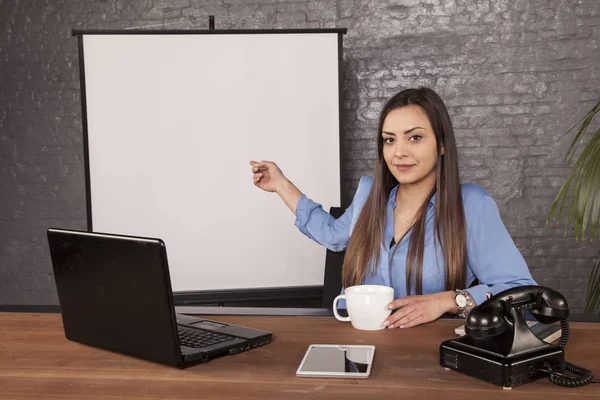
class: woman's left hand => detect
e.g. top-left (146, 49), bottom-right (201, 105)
top-left (383, 291), bottom-right (455, 329)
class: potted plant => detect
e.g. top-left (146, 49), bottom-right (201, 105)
top-left (547, 99), bottom-right (600, 313)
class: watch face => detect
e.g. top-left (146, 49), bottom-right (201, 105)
top-left (456, 294), bottom-right (468, 308)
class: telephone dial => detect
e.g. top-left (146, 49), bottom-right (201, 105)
top-left (440, 285), bottom-right (599, 388)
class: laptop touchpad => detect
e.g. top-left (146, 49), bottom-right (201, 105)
top-left (190, 320), bottom-right (228, 329)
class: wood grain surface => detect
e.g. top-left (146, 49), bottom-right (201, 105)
top-left (1, 313), bottom-right (599, 399)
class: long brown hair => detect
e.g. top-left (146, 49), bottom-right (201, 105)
top-left (342, 87), bottom-right (467, 294)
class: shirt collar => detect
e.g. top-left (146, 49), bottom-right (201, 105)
top-left (390, 184), bottom-right (437, 209)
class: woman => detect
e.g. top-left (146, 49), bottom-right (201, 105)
top-left (250, 87), bottom-right (536, 329)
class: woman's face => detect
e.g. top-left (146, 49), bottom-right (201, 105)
top-left (382, 105), bottom-right (440, 186)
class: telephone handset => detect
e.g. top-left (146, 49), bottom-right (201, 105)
top-left (440, 285), bottom-right (598, 388)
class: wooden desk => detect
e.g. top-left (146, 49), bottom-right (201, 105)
top-left (1, 313), bottom-right (599, 399)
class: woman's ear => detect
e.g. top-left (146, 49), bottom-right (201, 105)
top-left (440, 145), bottom-right (445, 155)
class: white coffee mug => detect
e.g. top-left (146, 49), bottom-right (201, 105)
top-left (333, 285), bottom-right (394, 330)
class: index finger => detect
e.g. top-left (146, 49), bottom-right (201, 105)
top-left (387, 296), bottom-right (411, 310)
top-left (250, 160), bottom-right (271, 168)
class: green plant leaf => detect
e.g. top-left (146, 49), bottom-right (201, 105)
top-left (548, 102), bottom-right (600, 241)
top-left (565, 100), bottom-right (600, 164)
top-left (586, 249), bottom-right (600, 313)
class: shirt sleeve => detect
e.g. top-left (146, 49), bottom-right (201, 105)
top-left (293, 177), bottom-right (369, 252)
top-left (466, 195), bottom-right (537, 306)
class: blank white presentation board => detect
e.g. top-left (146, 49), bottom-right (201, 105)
top-left (78, 30), bottom-right (343, 293)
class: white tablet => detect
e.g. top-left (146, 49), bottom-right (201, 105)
top-left (296, 344), bottom-right (376, 379)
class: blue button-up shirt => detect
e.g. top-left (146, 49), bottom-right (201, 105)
top-left (294, 176), bottom-right (536, 306)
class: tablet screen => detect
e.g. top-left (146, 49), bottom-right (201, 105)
top-left (296, 344), bottom-right (375, 378)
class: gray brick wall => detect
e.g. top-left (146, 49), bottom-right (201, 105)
top-left (1, 0), bottom-right (599, 312)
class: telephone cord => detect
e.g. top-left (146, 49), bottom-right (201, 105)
top-left (531, 321), bottom-right (598, 386)
top-left (558, 320), bottom-right (569, 348)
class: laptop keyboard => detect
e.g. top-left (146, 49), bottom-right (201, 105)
top-left (178, 326), bottom-right (235, 349)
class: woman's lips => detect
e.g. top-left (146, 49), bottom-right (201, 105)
top-left (395, 164), bottom-right (415, 172)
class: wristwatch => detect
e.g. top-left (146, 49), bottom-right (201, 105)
top-left (453, 289), bottom-right (474, 318)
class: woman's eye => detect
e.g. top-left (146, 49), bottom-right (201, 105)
top-left (384, 137), bottom-right (395, 144)
top-left (409, 135), bottom-right (423, 142)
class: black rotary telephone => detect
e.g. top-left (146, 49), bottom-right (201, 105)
top-left (440, 285), bottom-right (599, 388)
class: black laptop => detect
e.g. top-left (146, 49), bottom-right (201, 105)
top-left (47, 228), bottom-right (273, 368)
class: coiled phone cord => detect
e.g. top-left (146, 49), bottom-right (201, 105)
top-left (532, 321), bottom-right (599, 387)
top-left (557, 319), bottom-right (569, 349)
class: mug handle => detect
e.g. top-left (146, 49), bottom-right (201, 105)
top-left (333, 294), bottom-right (350, 322)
